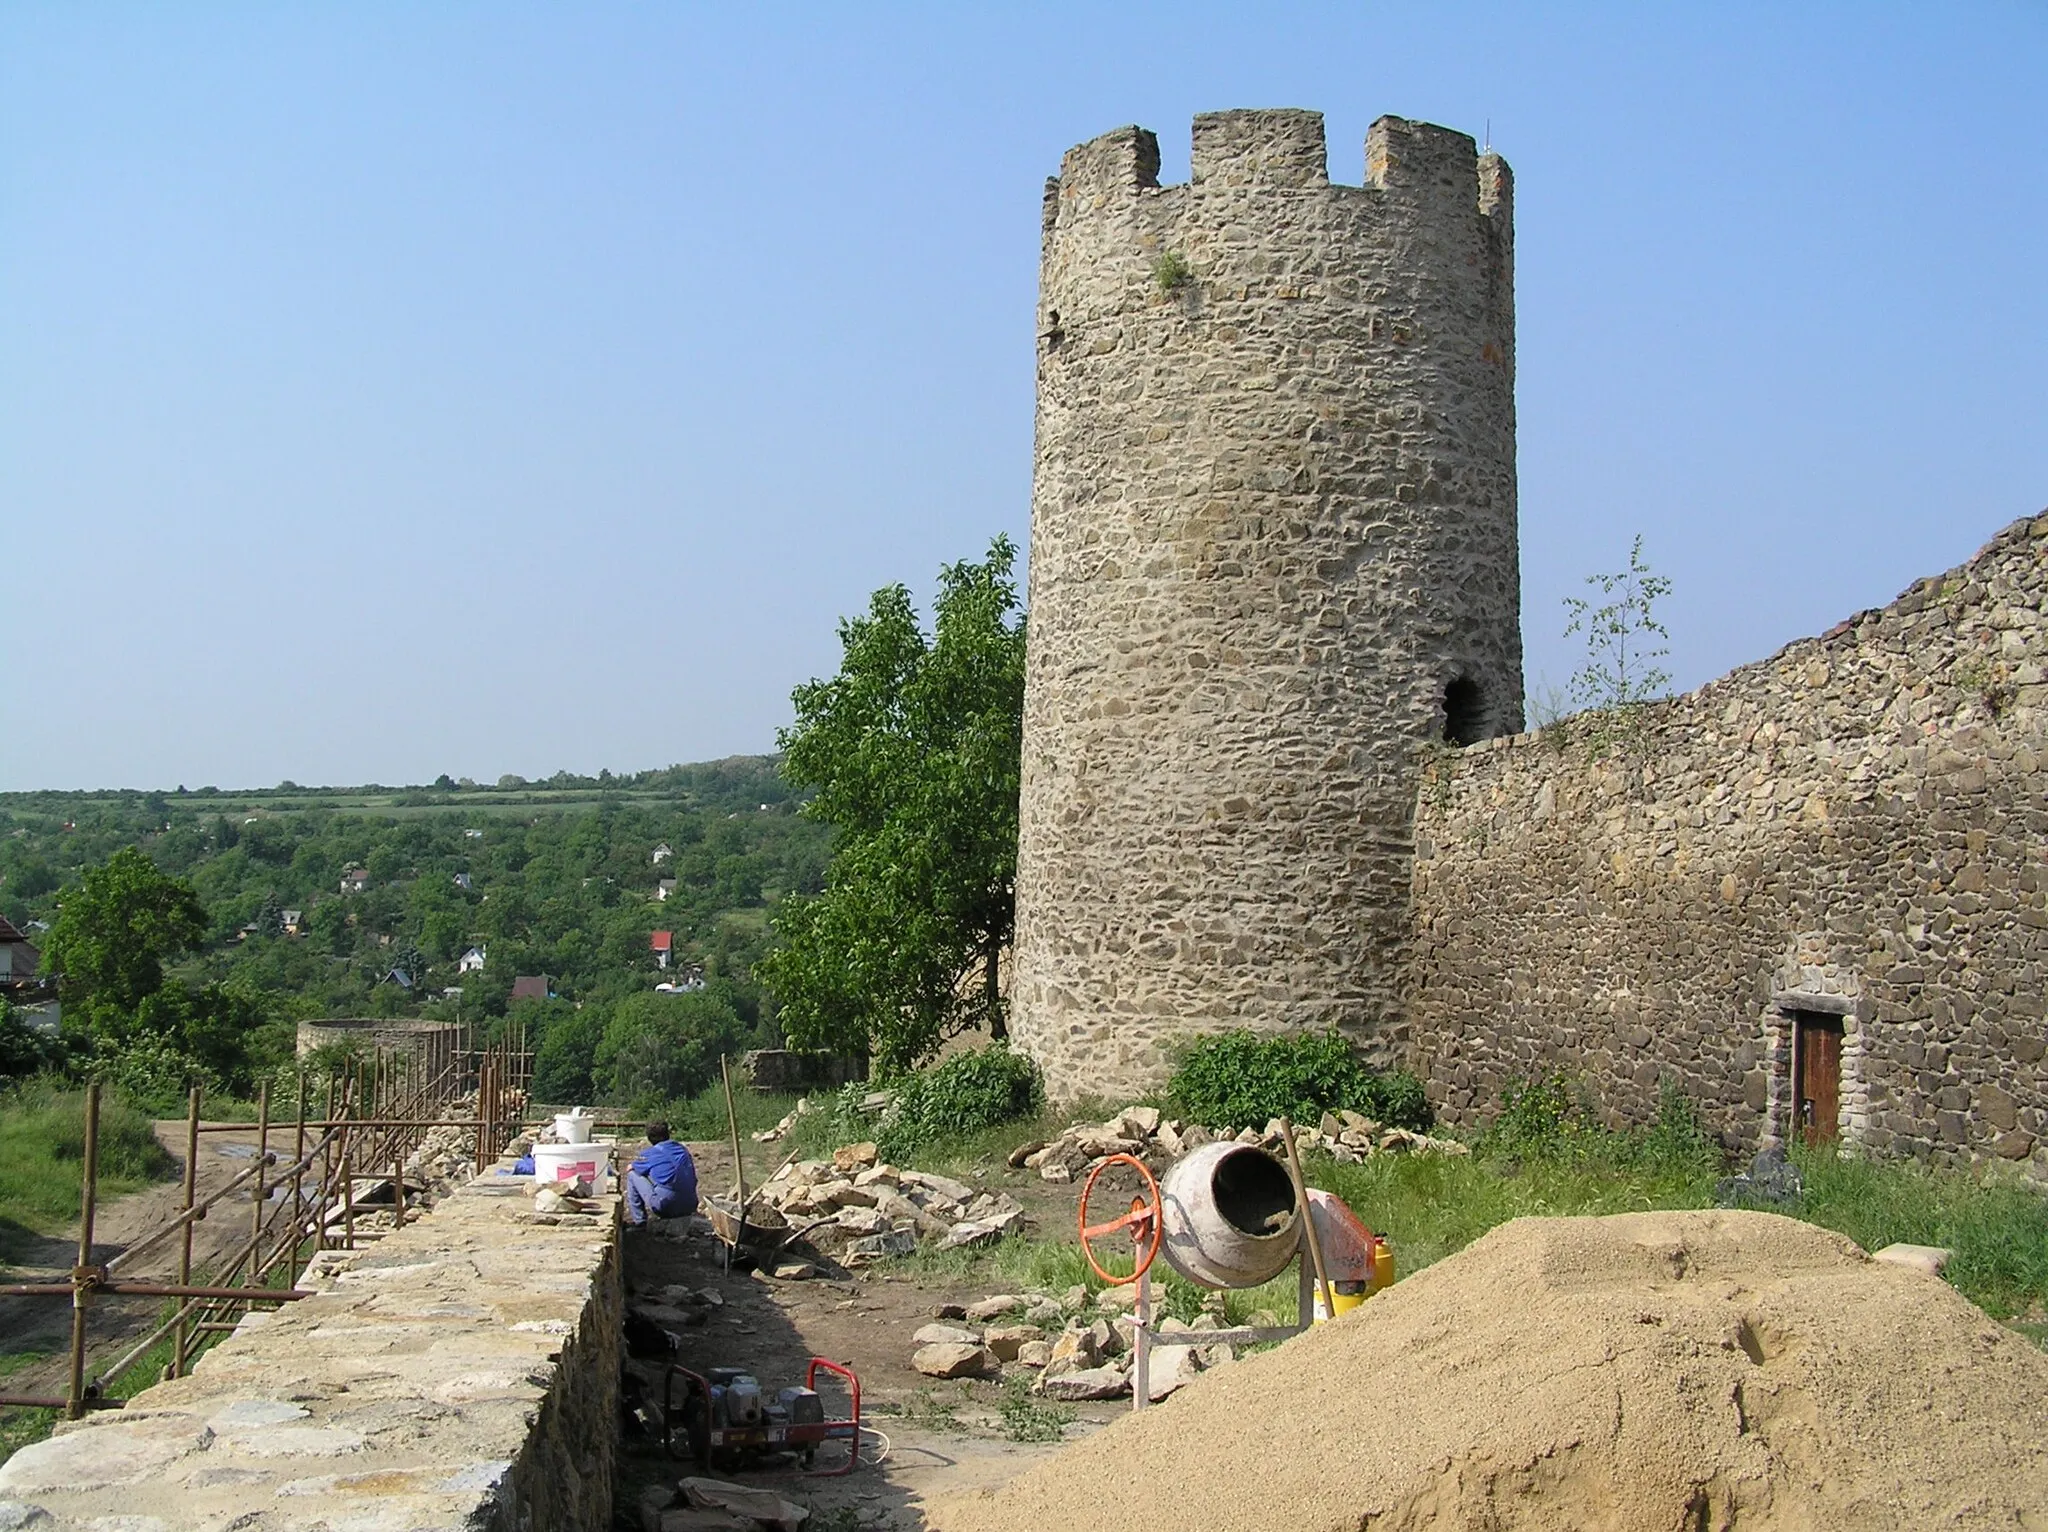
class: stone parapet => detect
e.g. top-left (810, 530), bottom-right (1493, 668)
top-left (0, 1173), bottom-right (622, 1530)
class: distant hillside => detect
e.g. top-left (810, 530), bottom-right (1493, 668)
top-left (0, 755), bottom-right (828, 1029)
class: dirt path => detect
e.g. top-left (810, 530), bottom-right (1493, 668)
top-left (614, 1139), bottom-right (1118, 1530)
top-left (0, 1120), bottom-right (281, 1402)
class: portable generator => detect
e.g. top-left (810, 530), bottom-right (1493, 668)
top-left (665, 1358), bottom-right (862, 1474)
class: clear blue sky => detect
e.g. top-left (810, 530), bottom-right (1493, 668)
top-left (3, 3), bottom-right (2043, 792)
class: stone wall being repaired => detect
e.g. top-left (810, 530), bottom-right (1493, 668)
top-left (1406, 511), bottom-right (2048, 1176)
top-left (0, 1174), bottom-right (622, 1531)
top-left (1012, 108), bottom-right (1521, 1101)
top-left (296, 1017), bottom-right (460, 1058)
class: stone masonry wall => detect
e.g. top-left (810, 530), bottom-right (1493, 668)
top-left (1012, 109), bottom-right (1520, 1101)
top-left (0, 1173), bottom-right (622, 1531)
top-left (1407, 511), bottom-right (2048, 1177)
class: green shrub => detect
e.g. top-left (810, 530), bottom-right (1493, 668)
top-left (1164, 1030), bottom-right (1432, 1133)
top-left (1480, 1073), bottom-right (1722, 1177)
top-left (878, 1044), bottom-right (1043, 1160)
top-left (0, 1008), bottom-right (67, 1080)
top-left (1639, 1080), bottom-right (1722, 1174)
top-left (84, 1034), bottom-right (220, 1116)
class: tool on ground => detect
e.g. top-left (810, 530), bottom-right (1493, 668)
top-left (1076, 1142), bottom-right (1392, 1411)
top-left (665, 1357), bottom-right (862, 1475)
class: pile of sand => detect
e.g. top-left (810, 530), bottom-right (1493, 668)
top-left (930, 1210), bottom-right (2048, 1532)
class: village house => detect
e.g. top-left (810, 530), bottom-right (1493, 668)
top-left (339, 866), bottom-right (370, 894)
top-left (510, 975), bottom-right (550, 1003)
top-left (650, 842), bottom-right (672, 865)
top-left (655, 877), bottom-right (678, 901)
top-left (458, 946), bottom-right (487, 974)
top-left (0, 915), bottom-right (44, 999)
top-left (650, 930), bottom-right (673, 969)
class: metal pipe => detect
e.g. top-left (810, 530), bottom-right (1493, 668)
top-left (174, 1084), bottom-right (200, 1376)
top-left (0, 1394), bottom-right (125, 1412)
top-left (289, 1073), bottom-right (308, 1292)
top-left (66, 1082), bottom-right (102, 1420)
top-left (250, 1081), bottom-right (270, 1281)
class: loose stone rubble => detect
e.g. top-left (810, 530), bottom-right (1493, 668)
top-left (909, 1285), bottom-right (1241, 1400)
top-left (747, 1144), bottom-right (1027, 1263)
top-left (1011, 1106), bottom-right (1466, 1183)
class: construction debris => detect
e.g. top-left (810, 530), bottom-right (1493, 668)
top-left (898, 1284), bottom-right (1230, 1400)
top-left (747, 1155), bottom-right (1028, 1262)
top-left (1012, 1108), bottom-right (1465, 1184)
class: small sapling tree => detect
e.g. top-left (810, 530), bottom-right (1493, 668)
top-left (1563, 535), bottom-right (1673, 738)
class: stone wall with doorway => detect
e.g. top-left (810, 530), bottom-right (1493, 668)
top-left (1404, 511), bottom-right (2048, 1177)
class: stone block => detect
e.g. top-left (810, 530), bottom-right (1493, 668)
top-left (912, 1342), bottom-right (995, 1379)
top-left (912, 1323), bottom-right (982, 1347)
top-left (1038, 1365), bottom-right (1129, 1401)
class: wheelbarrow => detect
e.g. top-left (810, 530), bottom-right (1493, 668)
top-left (700, 1193), bottom-right (842, 1272)
top-left (701, 1193), bottom-right (791, 1271)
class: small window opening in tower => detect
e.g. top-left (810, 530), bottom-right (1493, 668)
top-left (1443, 676), bottom-right (1485, 746)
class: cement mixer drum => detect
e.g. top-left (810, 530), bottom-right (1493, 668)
top-left (1159, 1141), bottom-right (1301, 1289)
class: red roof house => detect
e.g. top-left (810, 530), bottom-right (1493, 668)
top-left (651, 930), bottom-right (673, 969)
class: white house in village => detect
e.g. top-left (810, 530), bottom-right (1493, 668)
top-left (656, 878), bottom-right (678, 901)
top-left (458, 946), bottom-right (487, 974)
top-left (651, 843), bottom-right (672, 865)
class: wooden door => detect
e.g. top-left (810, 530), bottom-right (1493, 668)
top-left (1794, 1015), bottom-right (1843, 1148)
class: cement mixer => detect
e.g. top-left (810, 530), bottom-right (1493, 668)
top-left (1077, 1130), bottom-right (1392, 1410)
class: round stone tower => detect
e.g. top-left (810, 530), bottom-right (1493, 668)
top-left (1010, 109), bottom-right (1520, 1101)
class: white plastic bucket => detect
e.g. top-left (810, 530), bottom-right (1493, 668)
top-left (532, 1140), bottom-right (608, 1188)
top-left (552, 1111), bottom-right (595, 1145)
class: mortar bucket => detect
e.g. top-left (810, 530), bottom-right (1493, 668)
top-left (552, 1110), bottom-right (595, 1145)
top-left (533, 1140), bottom-right (608, 1188)
top-left (1159, 1141), bottom-right (1301, 1290)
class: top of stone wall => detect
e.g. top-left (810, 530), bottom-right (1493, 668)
top-left (1047, 108), bottom-right (1510, 223)
top-left (1456, 509), bottom-right (2048, 767)
top-left (0, 1171), bottom-right (620, 1530)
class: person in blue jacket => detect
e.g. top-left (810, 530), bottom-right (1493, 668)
top-left (626, 1121), bottom-right (698, 1227)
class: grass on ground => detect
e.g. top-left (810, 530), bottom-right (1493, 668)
top-left (880, 1126), bottom-right (2048, 1342)
top-left (656, 1075), bottom-right (2048, 1343)
top-left (0, 1079), bottom-right (178, 1266)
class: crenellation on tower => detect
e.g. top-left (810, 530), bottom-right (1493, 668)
top-left (1190, 108), bottom-right (1330, 189)
top-left (1054, 124), bottom-right (1162, 203)
top-left (1012, 107), bottom-right (1522, 1101)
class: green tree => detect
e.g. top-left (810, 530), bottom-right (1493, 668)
top-left (533, 1008), bottom-right (605, 1104)
top-left (594, 988), bottom-right (748, 1106)
top-left (41, 848), bottom-right (207, 1021)
top-left (759, 537), bottom-right (1026, 1071)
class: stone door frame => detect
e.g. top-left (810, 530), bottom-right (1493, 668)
top-left (1761, 989), bottom-right (1865, 1152)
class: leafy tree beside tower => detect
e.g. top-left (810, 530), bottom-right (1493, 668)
top-left (760, 537), bottom-right (1026, 1072)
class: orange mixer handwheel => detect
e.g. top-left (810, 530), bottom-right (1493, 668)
top-left (1076, 1152), bottom-right (1163, 1285)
